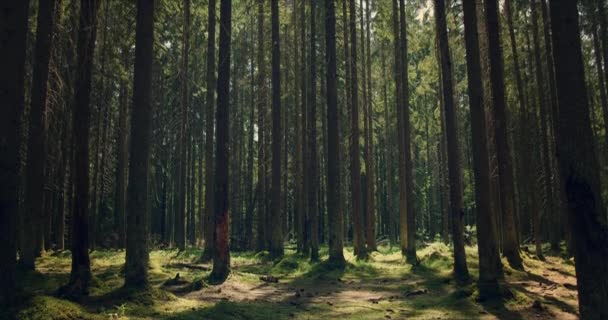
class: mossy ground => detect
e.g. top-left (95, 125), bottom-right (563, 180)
top-left (4, 242), bottom-right (578, 319)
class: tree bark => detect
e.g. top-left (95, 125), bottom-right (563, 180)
top-left (363, 0), bottom-right (376, 251)
top-left (202, 0), bottom-right (217, 261)
top-left (308, 0), bottom-right (319, 261)
top-left (269, 0), bottom-right (283, 259)
top-left (22, 0), bottom-right (62, 268)
top-left (325, 0), bottom-right (345, 265)
top-left (0, 0), bottom-right (30, 306)
top-left (482, 0), bottom-right (522, 270)
top-left (549, 1), bottom-right (608, 318)
top-left (434, 0), bottom-right (469, 280)
top-left (462, 0), bottom-right (503, 298)
top-left (62, 0), bottom-right (100, 295)
top-left (211, 0), bottom-right (232, 282)
top-left (349, 0), bottom-right (366, 259)
top-left (255, 0), bottom-right (268, 252)
top-left (124, 0), bottom-right (154, 289)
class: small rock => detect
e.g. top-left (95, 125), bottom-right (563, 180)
top-left (404, 289), bottom-right (428, 297)
top-left (260, 275), bottom-right (279, 283)
top-left (327, 301), bottom-right (333, 306)
top-left (532, 300), bottom-right (544, 310)
top-left (368, 297), bottom-right (382, 304)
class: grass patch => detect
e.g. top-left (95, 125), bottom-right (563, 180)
top-left (10, 242), bottom-right (579, 320)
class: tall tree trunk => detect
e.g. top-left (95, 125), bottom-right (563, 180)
top-left (504, 0), bottom-right (525, 247)
top-left (362, 0), bottom-right (376, 251)
top-left (349, 0), bottom-right (366, 259)
top-left (462, 0), bottom-right (503, 298)
top-left (22, 0), bottom-right (62, 268)
top-left (0, 0), bottom-right (30, 306)
top-left (482, 0), bottom-right (522, 270)
top-left (211, 0), bottom-right (232, 282)
top-left (245, 25), bottom-right (255, 249)
top-left (398, 0), bottom-right (416, 263)
top-left (114, 55), bottom-right (129, 248)
top-left (269, 0), bottom-right (283, 259)
top-left (124, 0), bottom-right (154, 289)
top-left (392, 0), bottom-right (406, 255)
top-left (434, 0), bottom-right (469, 280)
top-left (531, 0), bottom-right (553, 260)
top-left (325, 0), bottom-right (345, 265)
top-left (549, 1), bottom-right (608, 317)
top-left (540, 0), bottom-right (568, 253)
top-left (293, 0), bottom-right (305, 253)
top-left (523, 25), bottom-right (544, 260)
top-left (175, 0), bottom-right (190, 251)
top-left (202, 0), bottom-right (217, 261)
top-left (308, 0), bottom-right (319, 261)
top-left (590, 3), bottom-right (608, 178)
top-left (256, 0), bottom-right (268, 252)
top-left (62, 0), bottom-right (100, 295)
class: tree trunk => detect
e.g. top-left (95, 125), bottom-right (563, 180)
top-left (124, 0), bottom-right (154, 289)
top-left (397, 0), bottom-right (416, 263)
top-left (504, 0), bottom-right (525, 248)
top-left (114, 56), bottom-right (129, 248)
top-left (325, 0), bottom-right (345, 265)
top-left (363, 0), bottom-right (376, 251)
top-left (531, 0), bottom-right (554, 260)
top-left (255, 0), bottom-right (268, 252)
top-left (482, 0), bottom-right (522, 270)
top-left (202, 0), bottom-right (217, 261)
top-left (308, 0), bottom-right (319, 261)
top-left (349, 0), bottom-right (366, 259)
top-left (549, 1), bottom-right (608, 317)
top-left (174, 0), bottom-right (190, 251)
top-left (211, 0), bottom-right (232, 282)
top-left (434, 0), bottom-right (469, 280)
top-left (62, 0), bottom-right (100, 296)
top-left (22, 0), bottom-right (62, 268)
top-left (269, 0), bottom-right (283, 259)
top-left (0, 0), bottom-right (30, 305)
top-left (462, 0), bottom-right (503, 298)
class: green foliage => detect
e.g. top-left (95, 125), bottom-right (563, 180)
top-left (16, 296), bottom-right (103, 320)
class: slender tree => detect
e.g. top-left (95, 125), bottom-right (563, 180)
top-left (433, 0), bottom-right (468, 280)
top-left (349, 0), bottom-right (366, 259)
top-left (211, 0), bottom-right (232, 282)
top-left (256, 0), bottom-right (268, 252)
top-left (114, 50), bottom-right (129, 248)
top-left (175, 0), bottom-right (191, 251)
top-left (124, 0), bottom-right (155, 288)
top-left (549, 1), bottom-right (608, 317)
top-left (482, 0), bottom-right (522, 270)
top-left (0, 0), bottom-right (30, 306)
top-left (269, 0), bottom-right (284, 259)
top-left (62, 0), bottom-right (100, 295)
top-left (22, 0), bottom-right (62, 269)
top-left (398, 0), bottom-right (416, 263)
top-left (462, 0), bottom-right (503, 298)
top-left (202, 0), bottom-right (217, 261)
top-left (364, 0), bottom-right (376, 252)
top-left (308, 0), bottom-right (319, 261)
top-left (325, 0), bottom-right (345, 265)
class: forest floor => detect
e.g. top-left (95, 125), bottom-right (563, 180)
top-left (6, 242), bottom-right (579, 320)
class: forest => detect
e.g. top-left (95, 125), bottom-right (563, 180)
top-left (1, 0), bottom-right (608, 319)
